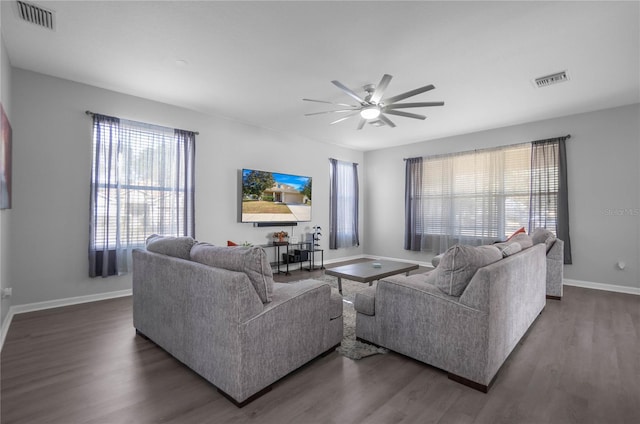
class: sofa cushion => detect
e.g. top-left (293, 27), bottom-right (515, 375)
top-left (435, 244), bottom-right (502, 296)
top-left (509, 233), bottom-right (533, 249)
top-left (531, 227), bottom-right (557, 252)
top-left (493, 241), bottom-right (523, 257)
top-left (190, 243), bottom-right (275, 303)
top-left (432, 253), bottom-right (444, 268)
top-left (146, 234), bottom-right (196, 260)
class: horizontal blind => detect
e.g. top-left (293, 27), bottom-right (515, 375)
top-left (422, 143), bottom-right (532, 241)
top-left (92, 119), bottom-right (188, 249)
top-left (530, 141), bottom-right (559, 234)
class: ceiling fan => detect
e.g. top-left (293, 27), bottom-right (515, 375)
top-left (303, 74), bottom-right (444, 130)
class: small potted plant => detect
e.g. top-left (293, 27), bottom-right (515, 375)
top-left (273, 231), bottom-right (288, 244)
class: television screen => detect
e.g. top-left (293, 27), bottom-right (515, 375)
top-left (241, 169), bottom-right (312, 223)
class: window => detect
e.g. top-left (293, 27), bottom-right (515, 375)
top-left (405, 136), bottom-right (571, 262)
top-left (89, 114), bottom-right (195, 277)
top-left (422, 143), bottom-right (534, 245)
top-left (329, 158), bottom-right (359, 249)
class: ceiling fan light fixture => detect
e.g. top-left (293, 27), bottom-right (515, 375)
top-left (304, 74), bottom-right (444, 130)
top-left (360, 106), bottom-right (380, 120)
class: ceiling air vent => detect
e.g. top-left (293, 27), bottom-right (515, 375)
top-left (16, 1), bottom-right (55, 30)
top-left (533, 71), bottom-right (569, 88)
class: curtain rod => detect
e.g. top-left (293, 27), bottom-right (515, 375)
top-left (329, 157), bottom-right (359, 165)
top-left (85, 110), bottom-right (199, 135)
top-left (403, 134), bottom-right (571, 160)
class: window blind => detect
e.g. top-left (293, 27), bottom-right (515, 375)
top-left (89, 114), bottom-right (195, 277)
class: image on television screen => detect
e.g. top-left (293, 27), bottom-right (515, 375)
top-left (241, 169), bottom-right (312, 223)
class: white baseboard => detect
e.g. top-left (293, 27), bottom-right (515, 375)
top-left (0, 289), bottom-right (132, 352)
top-left (563, 279), bottom-right (640, 296)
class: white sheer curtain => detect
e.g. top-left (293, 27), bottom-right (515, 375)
top-left (329, 158), bottom-right (359, 249)
top-left (410, 143), bottom-right (531, 254)
top-left (89, 114), bottom-right (195, 277)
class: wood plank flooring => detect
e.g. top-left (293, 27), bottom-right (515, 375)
top-left (1, 267), bottom-right (639, 423)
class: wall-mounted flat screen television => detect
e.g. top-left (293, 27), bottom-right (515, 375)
top-left (241, 168), bottom-right (312, 223)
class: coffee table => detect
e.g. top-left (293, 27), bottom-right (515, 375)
top-left (324, 260), bottom-right (419, 294)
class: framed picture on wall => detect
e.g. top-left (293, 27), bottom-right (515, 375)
top-left (1, 103), bottom-right (12, 210)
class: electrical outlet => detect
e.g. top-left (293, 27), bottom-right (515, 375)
top-left (1, 288), bottom-right (12, 298)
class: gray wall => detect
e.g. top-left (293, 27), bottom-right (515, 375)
top-left (9, 68), bottom-right (363, 306)
top-left (1, 25), bottom-right (13, 328)
top-left (364, 104), bottom-right (640, 290)
top-left (6, 67), bottom-right (639, 310)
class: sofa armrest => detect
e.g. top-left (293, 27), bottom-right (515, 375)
top-left (245, 279), bottom-right (334, 329)
top-left (354, 286), bottom-right (377, 316)
top-left (236, 279), bottom-right (340, 401)
top-left (262, 280), bottom-right (331, 313)
top-left (547, 238), bottom-right (564, 260)
top-left (546, 239), bottom-right (564, 298)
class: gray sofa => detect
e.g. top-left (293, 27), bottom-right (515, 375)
top-left (355, 242), bottom-right (547, 392)
top-left (431, 229), bottom-right (564, 299)
top-left (132, 237), bottom-right (343, 406)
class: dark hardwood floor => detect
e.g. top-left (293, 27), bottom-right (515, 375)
top-left (2, 262), bottom-right (639, 423)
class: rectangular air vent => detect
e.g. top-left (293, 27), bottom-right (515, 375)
top-left (534, 71), bottom-right (569, 88)
top-left (16, 1), bottom-right (55, 30)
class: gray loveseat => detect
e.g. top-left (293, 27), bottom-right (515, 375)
top-left (355, 241), bottom-right (546, 392)
top-left (132, 236), bottom-right (343, 406)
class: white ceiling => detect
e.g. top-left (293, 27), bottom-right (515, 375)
top-left (2, 1), bottom-right (639, 151)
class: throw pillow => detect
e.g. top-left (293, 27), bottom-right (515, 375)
top-left (493, 241), bottom-right (522, 257)
top-left (531, 227), bottom-right (557, 252)
top-left (431, 253), bottom-right (444, 268)
top-left (435, 244), bottom-right (502, 296)
top-left (509, 233), bottom-right (533, 249)
top-left (190, 243), bottom-right (274, 303)
top-left (506, 227), bottom-right (526, 241)
top-left (146, 234), bottom-right (196, 260)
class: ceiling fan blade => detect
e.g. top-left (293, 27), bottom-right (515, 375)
top-left (356, 118), bottom-right (367, 130)
top-left (384, 84), bottom-right (435, 104)
top-left (383, 109), bottom-right (427, 120)
top-left (304, 109), bottom-right (359, 116)
top-left (369, 74), bottom-right (393, 104)
top-left (330, 111), bottom-right (360, 125)
top-left (302, 98), bottom-right (358, 108)
top-left (378, 114), bottom-right (396, 128)
top-left (331, 80), bottom-right (366, 104)
top-left (385, 101), bottom-right (445, 109)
